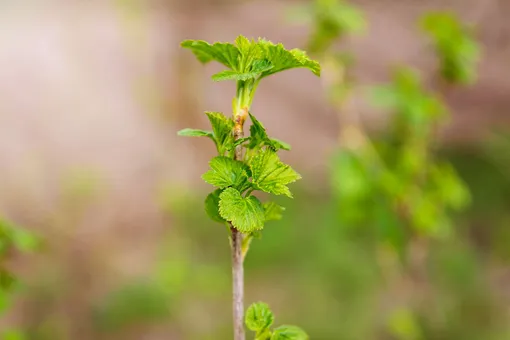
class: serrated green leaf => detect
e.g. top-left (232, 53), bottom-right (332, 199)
top-left (205, 189), bottom-right (226, 223)
top-left (181, 40), bottom-right (240, 69)
top-left (205, 111), bottom-right (234, 155)
top-left (202, 156), bottom-right (251, 191)
top-left (247, 114), bottom-right (290, 151)
top-left (212, 59), bottom-right (274, 82)
top-left (250, 149), bottom-right (301, 198)
top-left (233, 137), bottom-right (251, 148)
top-left (271, 325), bottom-right (308, 340)
top-left (211, 70), bottom-right (261, 82)
top-left (235, 35), bottom-right (262, 70)
top-left (177, 128), bottom-right (213, 138)
top-left (263, 202), bottom-right (285, 222)
top-left (270, 138), bottom-right (291, 151)
top-left (245, 302), bottom-right (274, 332)
top-left (248, 113), bottom-right (268, 149)
top-left (181, 36), bottom-right (320, 81)
top-left (218, 188), bottom-right (265, 232)
top-left (258, 40), bottom-right (320, 78)
top-left (251, 59), bottom-right (274, 73)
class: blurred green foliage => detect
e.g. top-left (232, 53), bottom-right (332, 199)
top-left (288, 0), bottom-right (366, 54)
top-left (0, 218), bottom-right (38, 340)
top-left (420, 12), bottom-right (480, 85)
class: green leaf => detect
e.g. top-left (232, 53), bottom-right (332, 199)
top-left (248, 113), bottom-right (269, 149)
top-left (218, 188), bottom-right (265, 232)
top-left (250, 149), bottom-right (301, 198)
top-left (255, 328), bottom-right (273, 340)
top-left (270, 138), bottom-right (291, 151)
top-left (211, 70), bottom-right (261, 82)
top-left (263, 202), bottom-right (285, 222)
top-left (205, 111), bottom-right (234, 155)
top-left (181, 36), bottom-right (320, 80)
top-left (257, 39), bottom-right (320, 78)
top-left (177, 128), bottom-right (213, 139)
top-left (247, 114), bottom-right (290, 151)
top-left (245, 302), bottom-right (274, 332)
top-left (251, 59), bottom-right (274, 74)
top-left (204, 189), bottom-right (226, 223)
top-left (212, 60), bottom-right (274, 82)
top-left (202, 156), bottom-right (251, 191)
top-left (271, 325), bottom-right (308, 340)
top-left (233, 137), bottom-right (251, 148)
top-left (181, 40), bottom-right (240, 69)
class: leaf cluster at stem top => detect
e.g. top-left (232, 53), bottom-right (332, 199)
top-left (181, 35), bottom-right (320, 109)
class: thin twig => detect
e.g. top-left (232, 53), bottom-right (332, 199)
top-left (231, 108), bottom-right (247, 340)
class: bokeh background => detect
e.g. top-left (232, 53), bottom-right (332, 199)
top-left (1, 0), bottom-right (510, 339)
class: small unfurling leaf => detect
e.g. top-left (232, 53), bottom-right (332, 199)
top-left (248, 114), bottom-right (291, 151)
top-left (205, 111), bottom-right (234, 155)
top-left (245, 302), bottom-right (274, 332)
top-left (177, 128), bottom-right (213, 138)
top-left (271, 325), bottom-right (308, 340)
top-left (263, 202), bottom-right (285, 222)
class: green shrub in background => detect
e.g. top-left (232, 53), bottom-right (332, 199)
top-left (0, 218), bottom-right (38, 340)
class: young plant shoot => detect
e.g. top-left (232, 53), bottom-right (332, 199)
top-left (178, 36), bottom-right (320, 340)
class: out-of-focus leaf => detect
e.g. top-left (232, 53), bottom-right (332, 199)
top-left (420, 12), bottom-right (480, 84)
top-left (271, 325), bottom-right (308, 340)
top-left (263, 202), bottom-right (285, 222)
top-left (245, 302), bottom-right (274, 332)
top-left (387, 308), bottom-right (422, 340)
top-left (205, 189), bottom-right (226, 223)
